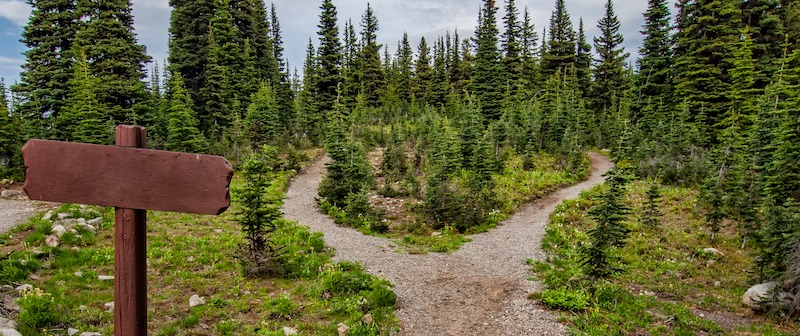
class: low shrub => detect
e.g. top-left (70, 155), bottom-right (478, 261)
top-left (540, 288), bottom-right (589, 311)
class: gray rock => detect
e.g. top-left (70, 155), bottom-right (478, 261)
top-left (15, 284), bottom-right (32, 292)
top-left (86, 217), bottom-right (103, 226)
top-left (1, 190), bottom-right (21, 198)
top-left (702, 247), bottom-right (724, 257)
top-left (337, 323), bottom-right (349, 336)
top-left (283, 326), bottom-right (298, 335)
top-left (98, 275), bottom-right (114, 281)
top-left (51, 224), bottom-right (67, 237)
top-left (74, 271), bottom-right (83, 277)
top-left (80, 333), bottom-right (103, 336)
top-left (0, 317), bottom-right (16, 329)
top-left (67, 328), bottom-right (80, 336)
top-left (57, 213), bottom-right (72, 220)
top-left (0, 328), bottom-right (22, 336)
top-left (189, 294), bottom-right (205, 307)
top-left (44, 235), bottom-right (60, 247)
top-left (104, 301), bottom-right (114, 312)
top-left (76, 218), bottom-right (87, 225)
top-left (714, 281), bottom-right (721, 287)
top-left (742, 282), bottom-right (794, 311)
top-left (42, 211), bottom-right (53, 221)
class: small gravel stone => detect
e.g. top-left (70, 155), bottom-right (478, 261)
top-left (189, 294), bottom-right (205, 307)
top-left (282, 326), bottom-right (298, 335)
top-left (98, 275), bottom-right (114, 281)
top-left (104, 301), bottom-right (114, 312)
top-left (67, 328), bottom-right (81, 336)
top-left (0, 328), bottom-right (22, 336)
top-left (0, 317), bottom-right (16, 329)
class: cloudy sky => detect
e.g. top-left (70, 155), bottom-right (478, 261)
top-left (0, 0), bottom-right (679, 86)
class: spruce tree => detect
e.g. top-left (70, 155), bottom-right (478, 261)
top-left (743, 0), bottom-right (787, 88)
top-left (319, 104), bottom-right (373, 207)
top-left (673, 0), bottom-right (740, 137)
top-left (502, 0), bottom-right (523, 95)
top-left (13, 0), bottom-right (80, 139)
top-left (270, 3), bottom-right (295, 130)
top-left (0, 80), bottom-right (20, 177)
top-left (641, 181), bottom-right (662, 228)
top-left (167, 0), bottom-right (214, 111)
top-left (520, 7), bottom-right (539, 88)
top-left (299, 39), bottom-right (323, 144)
top-left (201, 30), bottom-right (232, 138)
top-left (582, 167), bottom-right (633, 279)
top-left (74, 0), bottom-right (151, 125)
top-left (592, 0), bottom-right (629, 114)
top-left (62, 49), bottom-right (112, 145)
top-left (413, 37), bottom-right (434, 105)
top-left (316, 0), bottom-right (343, 114)
top-left (246, 82), bottom-right (281, 148)
top-left (165, 73), bottom-right (205, 153)
top-left (359, 3), bottom-right (386, 107)
top-left (575, 18), bottom-right (593, 98)
top-left (636, 0), bottom-right (673, 106)
top-left (396, 33), bottom-right (414, 103)
top-left (429, 38), bottom-right (450, 107)
top-left (469, 0), bottom-right (504, 120)
top-left (541, 0), bottom-right (576, 78)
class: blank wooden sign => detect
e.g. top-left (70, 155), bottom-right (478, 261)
top-left (22, 139), bottom-right (233, 215)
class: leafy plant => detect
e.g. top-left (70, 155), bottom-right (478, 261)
top-left (17, 287), bottom-right (58, 331)
top-left (540, 288), bottom-right (589, 311)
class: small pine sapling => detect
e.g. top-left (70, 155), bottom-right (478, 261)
top-left (581, 166), bottom-right (632, 280)
top-left (641, 181), bottom-right (662, 228)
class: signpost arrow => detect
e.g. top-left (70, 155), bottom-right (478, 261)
top-left (22, 125), bottom-right (233, 335)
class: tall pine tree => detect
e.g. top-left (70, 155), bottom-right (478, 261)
top-left (470, 0), bottom-right (504, 120)
top-left (316, 0), bottom-right (343, 114)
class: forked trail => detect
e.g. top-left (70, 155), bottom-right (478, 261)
top-left (282, 153), bottom-right (613, 335)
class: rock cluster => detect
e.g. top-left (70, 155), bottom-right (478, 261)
top-left (38, 210), bottom-right (103, 248)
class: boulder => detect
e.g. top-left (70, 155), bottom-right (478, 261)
top-left (742, 282), bottom-right (794, 311)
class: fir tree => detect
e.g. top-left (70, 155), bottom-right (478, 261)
top-left (575, 18), bottom-right (593, 98)
top-left (396, 32), bottom-right (414, 102)
top-left (74, 0), bottom-right (152, 126)
top-left (582, 167), bottom-right (633, 279)
top-left (62, 48), bottom-right (112, 145)
top-left (299, 38), bottom-right (323, 143)
top-left (246, 82), bottom-right (281, 148)
top-left (502, 0), bottom-right (523, 95)
top-left (541, 0), bottom-right (576, 78)
top-left (168, 0), bottom-right (214, 110)
top-left (592, 0), bottom-right (629, 114)
top-left (413, 37), bottom-right (434, 105)
top-left (0, 80), bottom-right (20, 177)
top-left (200, 30), bottom-right (232, 138)
top-left (165, 73), bottom-right (206, 153)
top-left (636, 0), bottom-right (673, 107)
top-left (641, 181), bottom-right (662, 228)
top-left (270, 3), bottom-right (295, 131)
top-left (319, 105), bottom-right (373, 207)
top-left (520, 7), bottom-right (539, 88)
top-left (359, 3), bottom-right (386, 107)
top-left (316, 0), bottom-right (343, 114)
top-left (13, 0), bottom-right (80, 139)
top-left (429, 38), bottom-right (450, 107)
top-left (470, 0), bottom-right (504, 120)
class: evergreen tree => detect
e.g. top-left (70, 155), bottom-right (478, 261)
top-left (502, 0), bottom-right (523, 95)
top-left (641, 181), bottom-right (662, 228)
top-left (582, 167), bottom-right (633, 279)
top-left (62, 49), bottom-right (112, 144)
top-left (743, 0), bottom-right (788, 88)
top-left (359, 3), bottom-right (386, 107)
top-left (251, 0), bottom-right (276, 82)
top-left (541, 0), bottom-right (576, 78)
top-left (592, 0), bottom-right (629, 114)
top-left (74, 0), bottom-right (151, 126)
top-left (469, 0), bottom-right (504, 120)
top-left (319, 105), bottom-right (373, 207)
top-left (673, 0), bottom-right (740, 137)
top-left (0, 80), bottom-right (20, 177)
top-left (299, 39), bottom-right (323, 143)
top-left (167, 0), bottom-right (214, 114)
top-left (575, 18), bottom-right (593, 98)
top-left (165, 73), bottom-right (205, 153)
top-left (396, 32), bottom-right (414, 102)
top-left (429, 38), bottom-right (450, 107)
top-left (200, 30), bottom-right (232, 138)
top-left (316, 0), bottom-right (343, 114)
top-left (246, 82), bottom-right (281, 148)
top-left (270, 3), bottom-right (295, 130)
top-left (636, 0), bottom-right (673, 107)
top-left (13, 0), bottom-right (80, 139)
top-left (413, 37), bottom-right (434, 104)
top-left (520, 7), bottom-right (539, 88)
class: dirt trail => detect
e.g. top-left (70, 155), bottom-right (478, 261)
top-left (282, 153), bottom-right (613, 335)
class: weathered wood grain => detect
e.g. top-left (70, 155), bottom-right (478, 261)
top-left (22, 139), bottom-right (233, 215)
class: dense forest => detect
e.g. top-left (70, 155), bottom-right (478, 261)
top-left (1, 0), bottom-right (799, 316)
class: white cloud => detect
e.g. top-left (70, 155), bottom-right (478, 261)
top-left (0, 0), bottom-right (31, 26)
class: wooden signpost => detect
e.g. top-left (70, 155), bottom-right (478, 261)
top-left (22, 125), bottom-right (233, 335)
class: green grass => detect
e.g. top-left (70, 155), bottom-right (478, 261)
top-left (0, 151), bottom-right (398, 335)
top-left (531, 181), bottom-right (800, 335)
top-left (331, 151), bottom-right (590, 254)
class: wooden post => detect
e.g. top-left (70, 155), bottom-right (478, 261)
top-left (114, 125), bottom-right (148, 336)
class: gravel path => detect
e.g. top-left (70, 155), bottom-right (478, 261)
top-left (0, 199), bottom-right (36, 234)
top-left (282, 153), bottom-right (613, 335)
